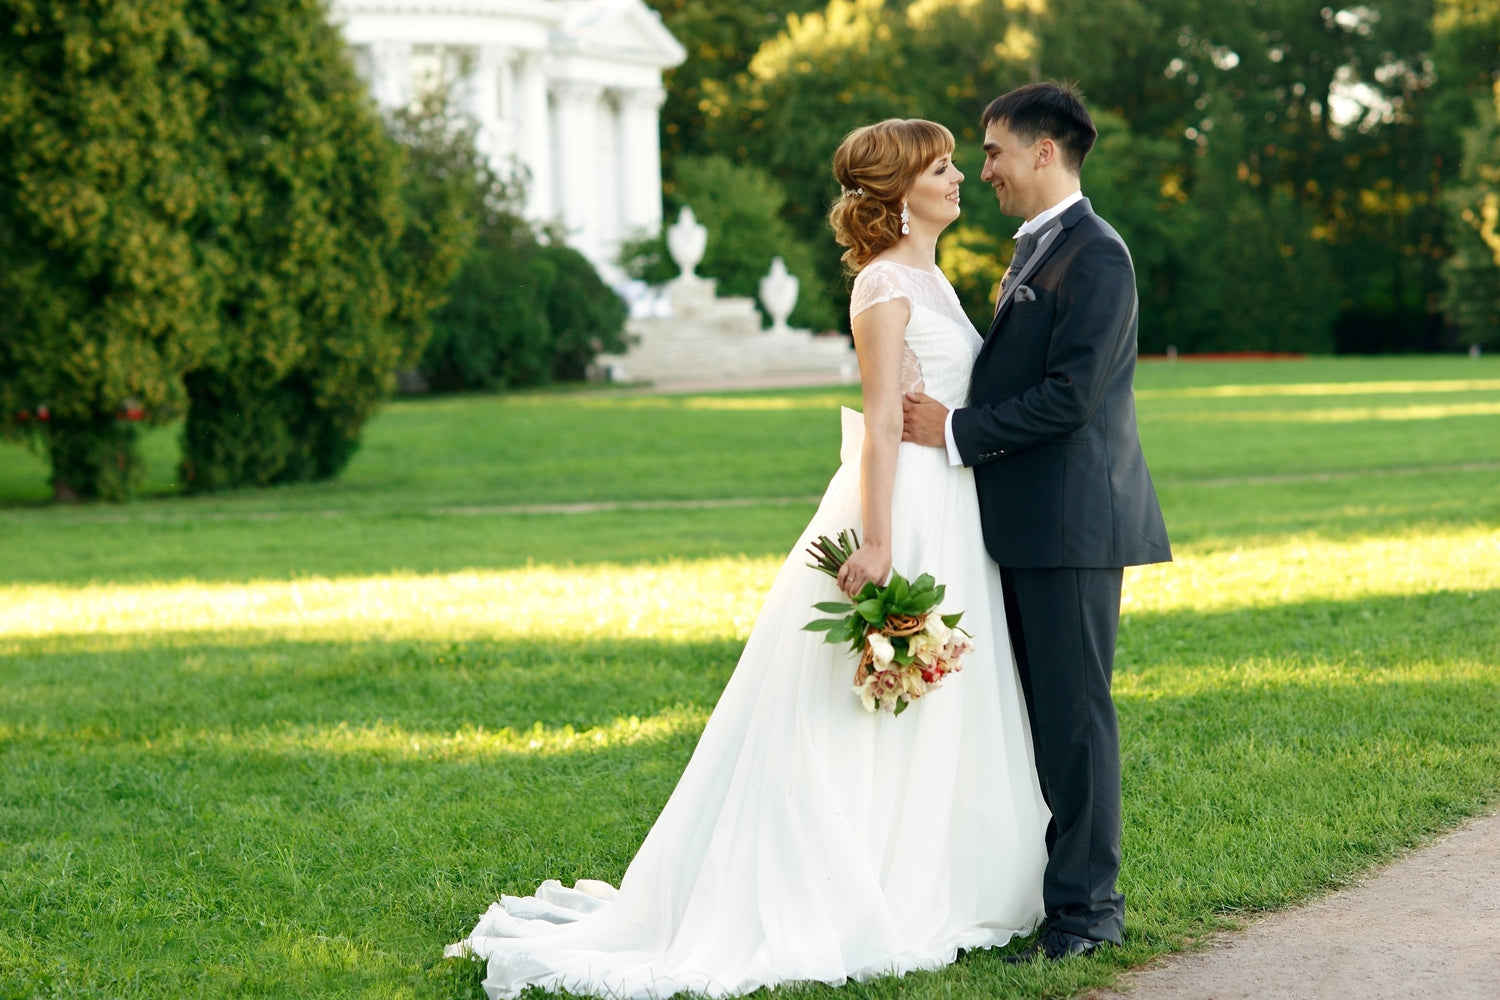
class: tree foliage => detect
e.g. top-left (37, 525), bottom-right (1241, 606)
top-left (647, 0), bottom-right (1500, 353)
top-left (0, 0), bottom-right (473, 500)
top-left (178, 0), bottom-right (424, 493)
top-left (0, 0), bottom-right (221, 499)
top-left (1443, 82), bottom-right (1500, 350)
top-left (641, 0), bottom-right (826, 167)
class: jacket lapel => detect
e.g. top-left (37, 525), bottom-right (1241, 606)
top-left (984, 197), bottom-right (1095, 341)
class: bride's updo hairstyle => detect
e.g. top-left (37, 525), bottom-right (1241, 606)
top-left (829, 118), bottom-right (955, 274)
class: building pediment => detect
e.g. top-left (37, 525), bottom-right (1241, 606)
top-left (556, 0), bottom-right (685, 69)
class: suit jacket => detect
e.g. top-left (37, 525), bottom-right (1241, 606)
top-left (952, 198), bottom-right (1171, 569)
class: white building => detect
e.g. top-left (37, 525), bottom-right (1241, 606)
top-left (332, 0), bottom-right (686, 278)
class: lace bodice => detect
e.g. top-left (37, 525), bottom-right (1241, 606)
top-left (849, 260), bottom-right (982, 409)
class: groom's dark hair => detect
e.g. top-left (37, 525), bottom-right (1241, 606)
top-left (981, 82), bottom-right (1097, 173)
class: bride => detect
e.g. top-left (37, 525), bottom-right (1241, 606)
top-left (448, 118), bottom-right (1049, 998)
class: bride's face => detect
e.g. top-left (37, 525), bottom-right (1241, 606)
top-left (904, 152), bottom-right (963, 233)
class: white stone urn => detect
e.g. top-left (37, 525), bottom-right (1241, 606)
top-left (758, 256), bottom-right (799, 334)
top-left (666, 206), bottom-right (707, 279)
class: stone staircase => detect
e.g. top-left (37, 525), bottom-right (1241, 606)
top-left (598, 276), bottom-right (857, 387)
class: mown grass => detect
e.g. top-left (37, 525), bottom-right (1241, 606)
top-left (2, 355), bottom-right (1498, 999)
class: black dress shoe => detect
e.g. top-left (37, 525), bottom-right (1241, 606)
top-left (1002, 926), bottom-right (1112, 963)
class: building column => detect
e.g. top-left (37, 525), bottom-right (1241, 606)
top-left (550, 80), bottom-right (603, 260)
top-left (619, 86), bottom-right (669, 239)
top-left (369, 40), bottom-right (412, 110)
top-left (515, 52), bottom-right (552, 222)
top-left (492, 47), bottom-right (519, 164)
top-left (468, 45), bottom-right (503, 165)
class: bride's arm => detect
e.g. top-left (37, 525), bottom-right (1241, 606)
top-left (836, 296), bottom-right (909, 598)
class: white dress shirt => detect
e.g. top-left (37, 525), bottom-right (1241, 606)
top-left (942, 190), bottom-right (1085, 465)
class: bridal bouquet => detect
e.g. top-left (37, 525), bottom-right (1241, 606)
top-left (803, 530), bottom-right (973, 715)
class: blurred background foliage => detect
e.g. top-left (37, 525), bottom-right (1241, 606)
top-left (5, 0), bottom-right (1500, 502)
top-left (641, 0), bottom-right (1500, 351)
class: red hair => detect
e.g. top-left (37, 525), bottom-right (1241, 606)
top-left (829, 118), bottom-right (955, 273)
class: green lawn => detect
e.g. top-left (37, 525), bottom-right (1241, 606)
top-left (2, 355), bottom-right (1498, 998)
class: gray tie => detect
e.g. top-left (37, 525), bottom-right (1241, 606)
top-left (995, 220), bottom-right (1062, 314)
top-left (996, 231), bottom-right (1040, 313)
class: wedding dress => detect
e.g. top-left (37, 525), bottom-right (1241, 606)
top-left (449, 260), bottom-right (1049, 998)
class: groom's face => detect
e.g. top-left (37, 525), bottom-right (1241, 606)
top-left (980, 120), bottom-right (1040, 220)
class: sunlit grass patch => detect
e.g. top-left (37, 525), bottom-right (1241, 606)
top-left (1124, 527), bottom-right (1500, 614)
top-left (147, 710), bottom-right (712, 762)
top-left (0, 557), bottom-right (783, 645)
top-left (1136, 377), bottom-right (1500, 399)
top-left (5, 529), bottom-right (1491, 650)
top-left (1166, 401), bottom-right (1500, 422)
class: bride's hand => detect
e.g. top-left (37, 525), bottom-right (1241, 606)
top-left (836, 542), bottom-right (891, 598)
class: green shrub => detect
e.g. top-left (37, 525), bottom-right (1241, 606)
top-left (421, 216), bottom-right (553, 391)
top-left (420, 219), bottom-right (627, 391)
top-left (541, 244), bottom-right (630, 381)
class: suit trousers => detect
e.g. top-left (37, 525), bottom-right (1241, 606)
top-left (999, 565), bottom-right (1125, 944)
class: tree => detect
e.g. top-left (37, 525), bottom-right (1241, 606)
top-left (1443, 82), bottom-right (1500, 351)
top-left (648, 1), bottom-right (1494, 351)
top-left (177, 0), bottom-right (437, 492)
top-left (176, 0), bottom-right (444, 491)
top-left (0, 0), bottom-right (221, 500)
top-left (0, 0), bottom-right (464, 500)
top-left (641, 0), bottom-right (827, 168)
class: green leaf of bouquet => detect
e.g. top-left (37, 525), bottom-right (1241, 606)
top-left (901, 589), bottom-right (936, 613)
top-left (893, 698), bottom-right (909, 716)
top-left (931, 583), bottom-right (946, 603)
top-left (813, 600), bottom-right (854, 614)
top-left (941, 612), bottom-right (964, 628)
top-left (855, 599), bottom-right (884, 624)
top-left (888, 573), bottom-right (910, 606)
top-left (910, 573), bottom-right (935, 592)
top-left (802, 618), bottom-right (844, 632)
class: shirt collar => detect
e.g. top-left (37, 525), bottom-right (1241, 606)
top-left (1013, 190), bottom-right (1084, 239)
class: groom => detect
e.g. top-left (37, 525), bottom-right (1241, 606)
top-left (903, 82), bottom-right (1171, 959)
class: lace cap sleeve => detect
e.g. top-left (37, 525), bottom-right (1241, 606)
top-left (849, 261), bottom-right (909, 320)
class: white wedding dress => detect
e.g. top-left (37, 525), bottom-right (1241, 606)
top-left (449, 260), bottom-right (1049, 998)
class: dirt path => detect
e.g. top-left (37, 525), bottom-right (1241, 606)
top-left (1091, 809), bottom-right (1500, 1000)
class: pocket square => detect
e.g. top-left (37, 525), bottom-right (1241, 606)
top-left (1014, 285), bottom-right (1037, 302)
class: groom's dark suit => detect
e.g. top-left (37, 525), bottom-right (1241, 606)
top-left (951, 197), bottom-right (1170, 944)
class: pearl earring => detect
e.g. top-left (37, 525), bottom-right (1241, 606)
top-left (900, 202), bottom-right (910, 236)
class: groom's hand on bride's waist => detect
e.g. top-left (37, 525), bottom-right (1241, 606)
top-left (902, 392), bottom-right (949, 448)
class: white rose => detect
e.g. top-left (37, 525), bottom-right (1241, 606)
top-left (922, 612), bottom-right (952, 646)
top-left (866, 630), bottom-right (895, 666)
